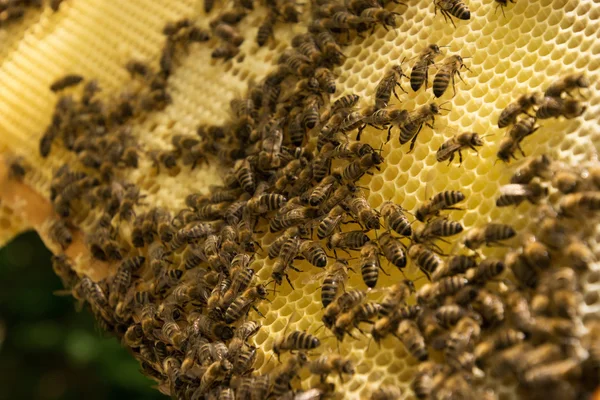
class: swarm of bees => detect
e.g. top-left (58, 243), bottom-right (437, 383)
top-left (12, 0), bottom-right (597, 399)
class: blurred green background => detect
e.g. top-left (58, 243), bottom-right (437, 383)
top-left (0, 231), bottom-right (165, 400)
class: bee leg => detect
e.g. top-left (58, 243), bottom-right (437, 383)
top-left (458, 150), bottom-right (463, 165)
top-left (396, 81), bottom-right (408, 94)
top-left (284, 274), bottom-right (296, 290)
top-left (356, 125), bottom-right (365, 141)
top-left (407, 125), bottom-right (423, 153)
top-left (386, 125), bottom-right (394, 143)
top-left (251, 306), bottom-right (265, 318)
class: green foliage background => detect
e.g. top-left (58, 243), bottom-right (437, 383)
top-left (0, 232), bottom-right (165, 400)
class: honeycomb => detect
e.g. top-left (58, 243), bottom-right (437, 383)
top-left (0, 0), bottom-right (599, 399)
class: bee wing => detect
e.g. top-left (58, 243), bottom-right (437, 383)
top-left (500, 184), bottom-right (531, 196)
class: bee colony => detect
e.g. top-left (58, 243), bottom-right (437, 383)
top-left (0, 0), bottom-right (599, 399)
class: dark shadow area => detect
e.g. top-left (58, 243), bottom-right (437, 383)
top-left (0, 231), bottom-right (165, 400)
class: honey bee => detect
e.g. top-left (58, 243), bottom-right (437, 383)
top-left (315, 67), bottom-right (336, 94)
top-left (536, 96), bottom-right (587, 119)
top-left (109, 256), bottom-right (145, 306)
top-left (408, 244), bottom-right (442, 278)
top-left (524, 359), bottom-right (581, 387)
top-left (434, 0), bottom-right (471, 26)
top-left (475, 328), bottom-right (525, 364)
top-left (434, 304), bottom-right (467, 328)
top-left (410, 362), bottom-right (445, 400)
top-left (466, 258), bottom-right (505, 284)
top-left (317, 259), bottom-right (351, 308)
top-left (309, 175), bottom-right (337, 207)
top-left (473, 288), bottom-right (505, 326)
top-left (189, 312), bottom-right (234, 341)
top-left (273, 330), bottom-right (321, 358)
top-left (374, 65), bottom-right (407, 109)
top-left (234, 158), bottom-right (255, 193)
top-left (225, 284), bottom-right (268, 323)
top-left (494, 0), bottom-right (515, 17)
top-left (348, 196), bottom-right (381, 229)
top-left (436, 132), bottom-right (485, 164)
top-left (73, 276), bottom-right (112, 321)
top-left (359, 242), bottom-right (383, 288)
top-left (431, 254), bottom-right (477, 281)
top-left (198, 359), bottom-right (233, 394)
top-left (48, 219), bottom-right (73, 250)
top-left (559, 191), bottom-right (600, 217)
top-left (508, 116), bottom-right (539, 145)
top-left (410, 44), bottom-right (442, 92)
top-left (464, 223), bottom-right (516, 250)
top-left (397, 103), bottom-right (443, 152)
top-left (212, 43), bottom-right (240, 60)
top-left (379, 201), bottom-right (411, 236)
top-left (505, 250), bottom-right (538, 289)
top-left (544, 73), bottom-right (590, 98)
top-left (378, 280), bottom-right (416, 316)
top-left (396, 320), bottom-right (428, 361)
top-left (510, 154), bottom-right (552, 184)
top-left (432, 55), bottom-right (470, 98)
top-left (309, 354), bottom-right (355, 381)
top-left (497, 93), bottom-right (540, 128)
top-left (552, 169), bottom-right (582, 194)
top-left (378, 232), bottom-right (407, 270)
top-left (328, 230), bottom-right (370, 252)
top-left (333, 152), bottom-right (384, 183)
top-left (271, 352), bottom-right (309, 397)
top-left (50, 74), bottom-right (83, 92)
top-left (496, 137), bottom-right (522, 163)
top-left (565, 241), bottom-right (594, 271)
top-left (496, 182), bottom-right (549, 207)
top-left (413, 217), bottom-right (464, 244)
top-left (300, 240), bottom-right (328, 268)
top-left (416, 190), bottom-right (465, 222)
top-left (51, 254), bottom-right (78, 290)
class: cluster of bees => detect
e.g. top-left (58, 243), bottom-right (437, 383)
top-left (496, 73), bottom-right (590, 163)
top-left (2, 0), bottom-right (593, 398)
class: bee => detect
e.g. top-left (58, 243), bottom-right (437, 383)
top-left (361, 7), bottom-right (400, 29)
top-left (559, 191), bottom-right (600, 217)
top-left (496, 182), bottom-right (549, 207)
top-left (508, 116), bottom-right (539, 145)
top-left (50, 74), bottom-right (84, 92)
top-left (74, 276), bottom-right (112, 320)
top-left (408, 244), bottom-right (442, 278)
top-left (413, 218), bottom-right (464, 244)
top-left (348, 196), bottom-right (380, 229)
top-left (247, 193), bottom-right (287, 215)
top-left (416, 190), bottom-right (465, 222)
top-left (434, 304), bottom-right (467, 328)
top-left (234, 158), bottom-right (255, 193)
top-left (544, 73), bottom-right (590, 98)
top-left (315, 67), bottom-right (336, 94)
top-left (410, 44), bottom-right (442, 92)
top-left (123, 323), bottom-right (144, 348)
top-left (434, 0), bottom-right (471, 26)
top-left (198, 359), bottom-right (233, 394)
top-left (109, 256), bottom-right (145, 307)
top-left (189, 312), bottom-right (234, 341)
top-left (309, 354), bottom-right (355, 381)
top-left (497, 93), bottom-right (540, 128)
top-left (328, 230), bottom-right (370, 252)
top-left (411, 362), bottom-right (445, 400)
top-left (464, 223), bottom-right (516, 250)
top-left (510, 154), bottom-right (552, 184)
top-left (466, 258), bottom-right (504, 284)
top-left (268, 227), bottom-right (303, 259)
top-left (270, 352), bottom-right (309, 396)
top-left (334, 152), bottom-right (384, 183)
top-left (475, 328), bottom-right (525, 364)
top-left (161, 319), bottom-right (185, 349)
top-left (273, 330), bottom-right (321, 358)
top-left (358, 242), bottom-right (383, 288)
top-left (374, 65), bottom-right (407, 109)
top-left (397, 103), bottom-right (443, 152)
top-left (536, 96), bottom-right (587, 119)
top-left (318, 259), bottom-right (351, 308)
top-left (225, 284), bottom-right (268, 323)
top-left (473, 289), bottom-right (505, 326)
top-left (494, 0), bottom-right (515, 17)
top-left (309, 175), bottom-right (337, 207)
top-left (269, 206), bottom-right (319, 232)
top-left (48, 219), bottom-right (73, 250)
top-left (505, 250), bottom-right (538, 288)
top-left (552, 169), bottom-right (582, 194)
top-left (378, 232), bottom-right (407, 270)
top-left (300, 240), bottom-right (328, 268)
top-left (396, 320), bottom-right (428, 361)
top-left (431, 254), bottom-right (477, 281)
top-left (565, 241), bottom-right (594, 271)
top-left (378, 280), bottom-right (416, 316)
top-left (433, 55), bottom-right (470, 97)
top-left (525, 358), bottom-right (582, 387)
top-left (212, 43), bottom-right (240, 60)
top-left (436, 132), bottom-right (485, 164)
top-left (496, 137), bottom-right (522, 163)
top-left (380, 201), bottom-right (412, 236)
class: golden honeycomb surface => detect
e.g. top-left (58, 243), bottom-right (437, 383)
top-left (0, 0), bottom-right (599, 399)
